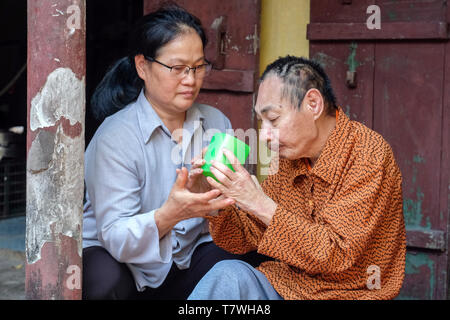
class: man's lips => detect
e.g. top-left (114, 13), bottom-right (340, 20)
top-left (267, 142), bottom-right (282, 151)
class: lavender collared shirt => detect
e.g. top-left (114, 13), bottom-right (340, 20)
top-left (83, 90), bottom-right (232, 291)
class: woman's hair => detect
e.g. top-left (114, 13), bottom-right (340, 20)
top-left (91, 5), bottom-right (207, 120)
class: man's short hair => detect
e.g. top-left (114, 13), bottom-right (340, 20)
top-left (260, 55), bottom-right (337, 115)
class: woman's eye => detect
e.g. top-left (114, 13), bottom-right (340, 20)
top-left (172, 65), bottom-right (187, 73)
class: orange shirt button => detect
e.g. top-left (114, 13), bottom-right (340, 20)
top-left (308, 200), bottom-right (314, 207)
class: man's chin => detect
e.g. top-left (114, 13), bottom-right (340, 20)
top-left (276, 149), bottom-right (299, 160)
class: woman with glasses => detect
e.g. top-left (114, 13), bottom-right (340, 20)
top-left (82, 5), bottom-right (267, 300)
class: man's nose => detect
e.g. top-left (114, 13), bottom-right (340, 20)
top-left (259, 126), bottom-right (271, 143)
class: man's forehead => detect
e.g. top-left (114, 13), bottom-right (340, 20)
top-left (256, 104), bottom-right (281, 114)
top-left (255, 77), bottom-right (285, 114)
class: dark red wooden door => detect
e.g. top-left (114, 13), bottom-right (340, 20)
top-left (308, 0), bottom-right (450, 299)
top-left (143, 0), bottom-right (260, 174)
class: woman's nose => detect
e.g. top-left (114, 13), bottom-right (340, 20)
top-left (181, 69), bottom-right (196, 85)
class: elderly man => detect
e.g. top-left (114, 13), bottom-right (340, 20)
top-left (187, 56), bottom-right (406, 300)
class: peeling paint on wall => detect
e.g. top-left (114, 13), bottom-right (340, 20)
top-left (30, 67), bottom-right (84, 131)
top-left (245, 24), bottom-right (259, 55)
top-left (404, 252), bottom-right (435, 299)
top-left (26, 124), bottom-right (84, 264)
top-left (403, 187), bottom-right (426, 227)
top-left (403, 155), bottom-right (430, 229)
top-left (345, 42), bottom-right (361, 73)
top-left (26, 67), bottom-right (85, 265)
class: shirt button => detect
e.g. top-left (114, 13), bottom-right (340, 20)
top-left (308, 200), bottom-right (314, 207)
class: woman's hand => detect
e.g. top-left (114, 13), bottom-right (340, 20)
top-left (155, 167), bottom-right (235, 238)
top-left (206, 148), bottom-right (277, 226)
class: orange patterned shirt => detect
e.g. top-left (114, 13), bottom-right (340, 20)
top-left (207, 108), bottom-right (406, 300)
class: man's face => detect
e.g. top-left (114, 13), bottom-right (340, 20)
top-left (255, 76), bottom-right (318, 160)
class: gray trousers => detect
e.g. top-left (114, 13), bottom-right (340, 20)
top-left (187, 259), bottom-right (283, 300)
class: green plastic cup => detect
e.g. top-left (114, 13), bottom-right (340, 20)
top-left (202, 133), bottom-right (251, 182)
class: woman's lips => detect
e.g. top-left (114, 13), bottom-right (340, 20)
top-left (180, 91), bottom-right (194, 98)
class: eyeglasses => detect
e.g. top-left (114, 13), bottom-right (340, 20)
top-left (144, 56), bottom-right (212, 79)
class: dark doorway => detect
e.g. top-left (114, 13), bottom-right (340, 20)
top-left (85, 0), bottom-right (143, 145)
top-left (0, 0), bottom-right (144, 219)
top-left (0, 0), bottom-right (27, 219)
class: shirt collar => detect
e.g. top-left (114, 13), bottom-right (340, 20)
top-left (309, 107), bottom-right (351, 184)
top-left (136, 89), bottom-right (205, 144)
top-left (184, 101), bottom-right (205, 134)
top-left (285, 158), bottom-right (309, 185)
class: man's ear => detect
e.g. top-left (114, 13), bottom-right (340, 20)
top-left (134, 54), bottom-right (147, 80)
top-left (304, 89), bottom-right (324, 120)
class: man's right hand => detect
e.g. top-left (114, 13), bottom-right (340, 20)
top-left (186, 146), bottom-right (210, 193)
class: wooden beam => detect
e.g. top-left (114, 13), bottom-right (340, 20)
top-left (406, 229), bottom-right (446, 251)
top-left (202, 69), bottom-right (255, 93)
top-left (307, 22), bottom-right (449, 41)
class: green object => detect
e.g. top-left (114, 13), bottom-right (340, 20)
top-left (202, 133), bottom-right (250, 182)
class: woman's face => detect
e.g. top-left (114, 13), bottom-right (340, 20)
top-left (137, 30), bottom-right (206, 115)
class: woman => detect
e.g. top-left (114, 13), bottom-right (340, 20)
top-left (82, 5), bottom-right (266, 300)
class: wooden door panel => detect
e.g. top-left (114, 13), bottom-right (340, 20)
top-left (372, 42), bottom-right (447, 299)
top-left (444, 20), bottom-right (450, 301)
top-left (311, 0), bottom-right (377, 23)
top-left (376, 0), bottom-right (446, 23)
top-left (146, 0), bottom-right (260, 69)
top-left (311, 0), bottom-right (446, 23)
top-left (310, 42), bottom-right (374, 128)
top-left (196, 91), bottom-right (254, 132)
top-left (402, 250), bottom-right (442, 300)
top-left (373, 43), bottom-right (444, 231)
top-left (309, 0), bottom-right (449, 300)
top-left (309, 0), bottom-right (448, 41)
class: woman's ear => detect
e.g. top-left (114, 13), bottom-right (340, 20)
top-left (134, 54), bottom-right (147, 80)
top-left (304, 89), bottom-right (324, 120)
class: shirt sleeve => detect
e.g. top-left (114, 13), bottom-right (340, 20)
top-left (85, 132), bottom-right (172, 265)
top-left (257, 151), bottom-right (403, 275)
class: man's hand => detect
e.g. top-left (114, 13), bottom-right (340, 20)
top-left (186, 147), bottom-right (211, 193)
top-left (206, 148), bottom-right (277, 226)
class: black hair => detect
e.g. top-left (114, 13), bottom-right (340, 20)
top-left (90, 5), bottom-right (207, 120)
top-left (260, 55), bottom-right (337, 115)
